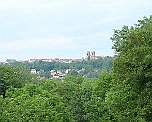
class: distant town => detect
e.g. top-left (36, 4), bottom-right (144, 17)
top-left (1, 51), bottom-right (102, 64)
top-left (0, 51), bottom-right (108, 79)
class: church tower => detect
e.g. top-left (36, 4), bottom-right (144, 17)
top-left (86, 51), bottom-right (91, 60)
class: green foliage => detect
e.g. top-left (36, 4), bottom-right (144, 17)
top-left (0, 65), bottom-right (33, 98)
top-left (68, 69), bottom-right (79, 76)
top-left (3, 82), bottom-right (73, 122)
top-left (94, 71), bottom-right (113, 100)
top-left (55, 78), bottom-right (94, 122)
top-left (64, 75), bottom-right (84, 85)
top-left (107, 15), bottom-right (152, 121)
top-left (0, 96), bottom-right (6, 121)
top-left (86, 71), bottom-right (113, 121)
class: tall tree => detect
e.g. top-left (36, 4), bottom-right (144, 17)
top-left (106, 16), bottom-right (152, 121)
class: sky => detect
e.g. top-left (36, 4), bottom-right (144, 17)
top-left (0, 0), bottom-right (152, 61)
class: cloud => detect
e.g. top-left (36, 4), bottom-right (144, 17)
top-left (0, 0), bottom-right (149, 13)
top-left (0, 0), bottom-right (152, 60)
top-left (0, 29), bottom-right (114, 59)
top-left (0, 0), bottom-right (152, 18)
top-left (0, 37), bottom-right (73, 52)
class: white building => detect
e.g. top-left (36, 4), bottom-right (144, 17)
top-left (31, 69), bottom-right (37, 74)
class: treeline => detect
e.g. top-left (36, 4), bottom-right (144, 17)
top-left (0, 16), bottom-right (152, 122)
top-left (11, 56), bottom-right (113, 78)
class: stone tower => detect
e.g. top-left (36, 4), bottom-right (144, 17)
top-left (86, 51), bottom-right (91, 60)
top-left (91, 51), bottom-right (95, 57)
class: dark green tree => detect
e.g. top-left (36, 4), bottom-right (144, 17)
top-left (0, 65), bottom-right (33, 98)
top-left (106, 16), bottom-right (152, 121)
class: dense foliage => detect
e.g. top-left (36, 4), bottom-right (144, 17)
top-left (0, 16), bottom-right (152, 122)
top-left (108, 16), bottom-right (152, 121)
top-left (0, 65), bottom-right (34, 98)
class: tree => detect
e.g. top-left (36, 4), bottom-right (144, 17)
top-left (106, 16), bottom-right (152, 121)
top-left (68, 69), bottom-right (79, 76)
top-left (0, 65), bottom-right (33, 98)
top-left (55, 77), bottom-right (94, 122)
top-left (4, 81), bottom-right (74, 122)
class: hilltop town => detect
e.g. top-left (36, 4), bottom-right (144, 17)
top-left (1, 51), bottom-right (102, 64)
top-left (1, 51), bottom-right (112, 79)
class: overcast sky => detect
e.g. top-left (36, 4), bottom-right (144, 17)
top-left (0, 0), bottom-right (152, 61)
